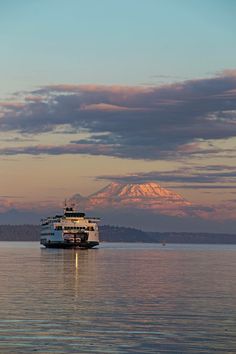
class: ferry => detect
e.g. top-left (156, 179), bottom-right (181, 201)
top-left (40, 206), bottom-right (99, 249)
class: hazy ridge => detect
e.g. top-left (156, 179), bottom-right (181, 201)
top-left (0, 225), bottom-right (236, 244)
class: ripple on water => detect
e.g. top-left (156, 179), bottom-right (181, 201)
top-left (0, 243), bottom-right (236, 353)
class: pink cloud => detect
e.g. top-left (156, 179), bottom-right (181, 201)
top-left (24, 95), bottom-right (45, 102)
top-left (46, 84), bottom-right (151, 94)
top-left (80, 103), bottom-right (145, 112)
top-left (0, 102), bottom-right (25, 108)
top-left (221, 69), bottom-right (236, 77)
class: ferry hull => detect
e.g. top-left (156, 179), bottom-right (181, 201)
top-left (41, 241), bottom-right (99, 249)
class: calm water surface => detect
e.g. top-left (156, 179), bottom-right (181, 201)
top-left (0, 242), bottom-right (236, 353)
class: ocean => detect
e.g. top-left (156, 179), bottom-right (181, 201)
top-left (0, 242), bottom-right (235, 353)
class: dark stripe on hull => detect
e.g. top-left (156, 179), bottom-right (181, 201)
top-left (41, 241), bottom-right (99, 249)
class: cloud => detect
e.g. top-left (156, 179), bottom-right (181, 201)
top-left (0, 195), bottom-right (24, 198)
top-left (0, 136), bottom-right (36, 142)
top-left (96, 165), bottom-right (236, 185)
top-left (0, 144), bottom-right (114, 156)
top-left (80, 103), bottom-right (143, 112)
top-left (169, 185), bottom-right (236, 189)
top-left (1, 70), bottom-right (236, 159)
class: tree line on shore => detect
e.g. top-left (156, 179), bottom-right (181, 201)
top-left (0, 224), bottom-right (236, 244)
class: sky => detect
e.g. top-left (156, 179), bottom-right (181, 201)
top-left (1, 0), bottom-right (236, 229)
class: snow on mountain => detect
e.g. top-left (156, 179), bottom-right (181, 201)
top-left (69, 182), bottom-right (191, 216)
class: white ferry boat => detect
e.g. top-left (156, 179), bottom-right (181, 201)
top-left (40, 206), bottom-right (99, 249)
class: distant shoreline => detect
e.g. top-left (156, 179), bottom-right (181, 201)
top-left (0, 224), bottom-right (236, 244)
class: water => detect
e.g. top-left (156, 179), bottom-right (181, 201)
top-left (0, 242), bottom-right (236, 353)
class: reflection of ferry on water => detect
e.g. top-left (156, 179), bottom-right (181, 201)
top-left (40, 206), bottom-right (100, 249)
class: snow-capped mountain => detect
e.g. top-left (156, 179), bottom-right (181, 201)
top-left (69, 182), bottom-right (191, 216)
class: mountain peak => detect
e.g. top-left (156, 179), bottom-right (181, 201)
top-left (70, 181), bottom-right (191, 216)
